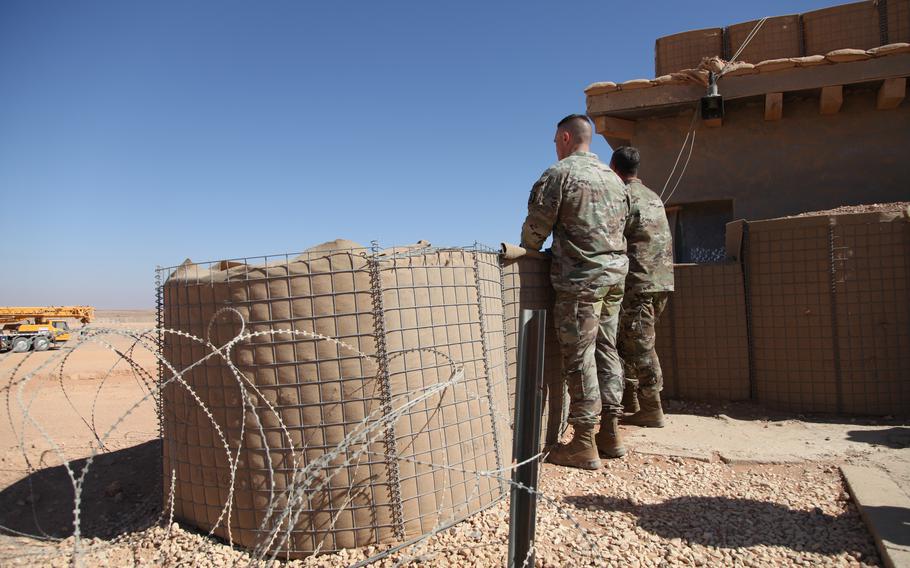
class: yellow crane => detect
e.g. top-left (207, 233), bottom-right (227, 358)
top-left (0, 306), bottom-right (95, 352)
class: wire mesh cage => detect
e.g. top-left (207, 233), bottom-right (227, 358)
top-left (655, 28), bottom-right (724, 77)
top-left (746, 216), bottom-right (839, 413)
top-left (654, 209), bottom-right (910, 415)
top-left (500, 253), bottom-right (566, 449)
top-left (156, 241), bottom-right (511, 558)
top-left (888, 0), bottom-right (910, 44)
top-left (802, 1), bottom-right (884, 55)
top-left (744, 211), bottom-right (910, 414)
top-left (726, 15), bottom-right (802, 64)
top-left (154, 212), bottom-right (910, 561)
top-left (831, 212), bottom-right (910, 415)
top-left (656, 263), bottom-right (750, 402)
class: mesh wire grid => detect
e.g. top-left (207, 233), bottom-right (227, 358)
top-left (802, 1), bottom-right (883, 54)
top-left (744, 213), bottom-right (910, 414)
top-left (655, 28), bottom-right (724, 77)
top-left (656, 211), bottom-right (910, 414)
top-left (889, 0), bottom-right (910, 44)
top-left (653, 298), bottom-right (678, 399)
top-left (726, 15), bottom-right (802, 64)
top-left (832, 214), bottom-right (910, 415)
top-left (155, 214), bottom-right (910, 558)
top-left (156, 243), bottom-right (511, 558)
top-left (746, 217), bottom-right (840, 413)
top-left (500, 256), bottom-right (566, 448)
top-left (656, 263), bottom-right (750, 402)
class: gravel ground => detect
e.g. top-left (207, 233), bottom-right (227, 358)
top-left (791, 201), bottom-right (909, 217)
top-left (0, 453), bottom-right (880, 567)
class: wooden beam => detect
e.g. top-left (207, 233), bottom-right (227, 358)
top-left (586, 53), bottom-right (910, 117)
top-left (877, 77), bottom-right (906, 110)
top-left (604, 136), bottom-right (629, 150)
top-left (820, 85), bottom-right (843, 115)
top-left (765, 92), bottom-right (783, 121)
top-left (592, 116), bottom-right (635, 140)
top-left (587, 84), bottom-right (702, 116)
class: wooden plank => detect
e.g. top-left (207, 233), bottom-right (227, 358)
top-left (877, 77), bottom-right (906, 110)
top-left (764, 92), bottom-right (783, 121)
top-left (586, 53), bottom-right (910, 117)
top-left (604, 136), bottom-right (629, 150)
top-left (820, 85), bottom-right (843, 115)
top-left (592, 116), bottom-right (635, 139)
top-left (587, 84), bottom-right (703, 115)
top-left (721, 55), bottom-right (910, 98)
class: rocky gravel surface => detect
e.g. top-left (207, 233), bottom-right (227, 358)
top-left (0, 453), bottom-right (880, 567)
top-left (792, 201), bottom-right (909, 217)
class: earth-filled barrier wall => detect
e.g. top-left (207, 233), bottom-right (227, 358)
top-left (156, 212), bottom-right (909, 556)
top-left (738, 210), bottom-right (910, 415)
top-left (499, 208), bottom-right (910, 416)
top-left (653, 0), bottom-right (910, 75)
top-left (158, 242), bottom-right (510, 558)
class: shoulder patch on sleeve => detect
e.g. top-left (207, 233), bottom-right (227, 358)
top-left (529, 173), bottom-right (550, 205)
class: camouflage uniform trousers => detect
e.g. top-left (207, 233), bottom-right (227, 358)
top-left (553, 283), bottom-right (625, 426)
top-left (617, 291), bottom-right (670, 394)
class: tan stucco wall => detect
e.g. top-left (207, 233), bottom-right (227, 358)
top-left (630, 86), bottom-right (910, 220)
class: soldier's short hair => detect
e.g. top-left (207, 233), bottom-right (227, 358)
top-left (556, 114), bottom-right (592, 144)
top-left (611, 146), bottom-right (640, 176)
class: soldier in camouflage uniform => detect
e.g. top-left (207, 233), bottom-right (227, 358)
top-left (609, 146), bottom-right (674, 428)
top-left (521, 115), bottom-right (631, 469)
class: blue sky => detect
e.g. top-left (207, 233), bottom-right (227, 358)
top-left (0, 0), bottom-right (834, 308)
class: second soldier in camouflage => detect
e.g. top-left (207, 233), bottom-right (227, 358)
top-left (609, 146), bottom-right (674, 428)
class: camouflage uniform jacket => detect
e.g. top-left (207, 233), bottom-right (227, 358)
top-left (521, 151), bottom-right (630, 296)
top-left (624, 179), bottom-right (674, 293)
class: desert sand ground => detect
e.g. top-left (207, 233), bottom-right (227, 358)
top-left (0, 311), bottom-right (158, 488)
top-left (0, 310), bottom-right (904, 566)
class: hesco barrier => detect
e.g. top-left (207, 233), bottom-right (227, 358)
top-left (497, 257), bottom-right (752, 407)
top-left (498, 209), bottom-right (909, 416)
top-left (653, 0), bottom-right (910, 75)
top-left (658, 210), bottom-right (910, 414)
top-left (500, 249), bottom-right (566, 448)
top-left (654, 28), bottom-right (724, 77)
top-left (739, 211), bottom-right (910, 415)
top-left (725, 15), bottom-right (801, 64)
top-left (744, 216), bottom-right (839, 412)
top-left (836, 213), bottom-right (910, 414)
top-left (892, 0), bottom-right (910, 44)
top-left (802, 1), bottom-right (886, 55)
top-left (159, 242), bottom-right (510, 558)
top-left (157, 213), bottom-right (909, 557)
top-left (655, 263), bottom-right (750, 402)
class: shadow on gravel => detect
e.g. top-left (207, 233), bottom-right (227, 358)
top-left (0, 439), bottom-right (162, 540)
top-left (564, 494), bottom-right (869, 554)
top-left (846, 427), bottom-right (910, 449)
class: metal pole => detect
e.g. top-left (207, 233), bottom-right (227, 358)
top-left (507, 309), bottom-right (546, 568)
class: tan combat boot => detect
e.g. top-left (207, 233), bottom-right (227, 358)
top-left (622, 384), bottom-right (640, 414)
top-left (621, 388), bottom-right (666, 428)
top-left (595, 415), bottom-right (627, 458)
top-left (545, 424), bottom-right (602, 470)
